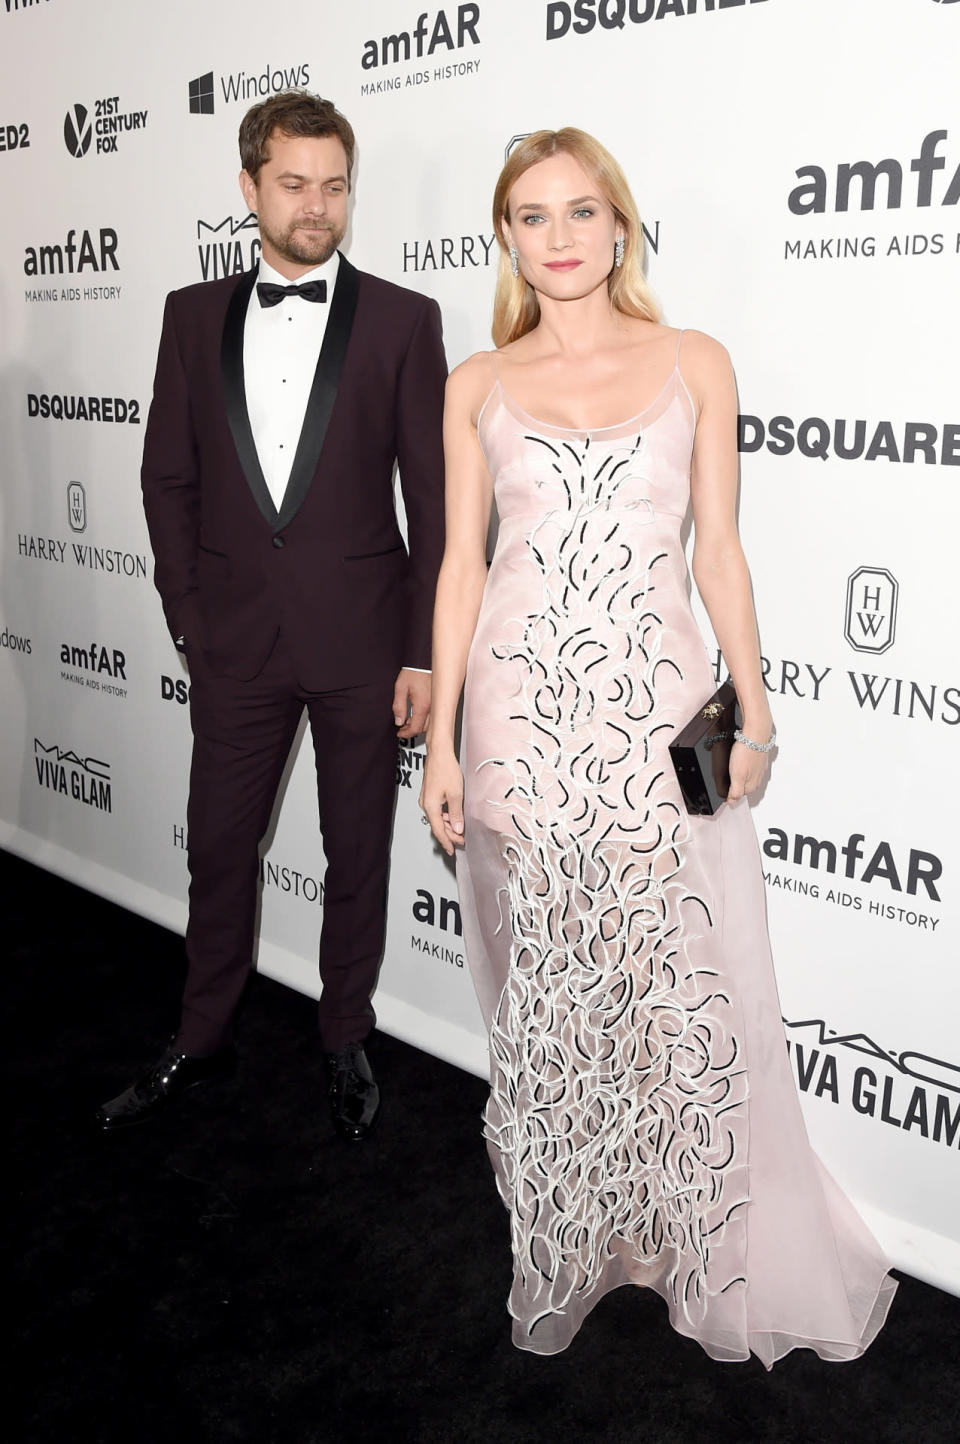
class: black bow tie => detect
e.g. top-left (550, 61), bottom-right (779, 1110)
top-left (257, 278), bottom-right (328, 308)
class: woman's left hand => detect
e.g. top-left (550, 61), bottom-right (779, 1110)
top-left (727, 739), bottom-right (773, 802)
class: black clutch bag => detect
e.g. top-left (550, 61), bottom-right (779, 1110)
top-left (668, 681), bottom-right (740, 816)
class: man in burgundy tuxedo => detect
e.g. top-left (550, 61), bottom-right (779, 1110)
top-left (97, 92), bottom-right (446, 1139)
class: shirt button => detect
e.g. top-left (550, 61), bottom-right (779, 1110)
top-left (273, 535), bottom-right (286, 549)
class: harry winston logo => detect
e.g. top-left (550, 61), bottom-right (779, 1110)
top-left (67, 481), bottom-right (86, 533)
top-left (845, 567), bottom-right (898, 655)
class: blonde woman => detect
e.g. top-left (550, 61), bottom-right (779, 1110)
top-left (420, 130), bottom-right (895, 1362)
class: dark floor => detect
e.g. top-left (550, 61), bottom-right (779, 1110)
top-left (8, 848), bottom-right (960, 1444)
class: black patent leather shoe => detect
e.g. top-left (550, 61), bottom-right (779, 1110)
top-left (325, 1043), bottom-right (380, 1141)
top-left (95, 1042), bottom-right (236, 1130)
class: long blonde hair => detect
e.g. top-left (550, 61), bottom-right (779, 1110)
top-left (491, 128), bottom-right (661, 348)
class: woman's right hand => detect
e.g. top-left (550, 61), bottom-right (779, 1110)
top-left (420, 749), bottom-right (465, 856)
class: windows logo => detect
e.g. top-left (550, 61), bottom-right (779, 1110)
top-left (189, 72), bottom-right (215, 116)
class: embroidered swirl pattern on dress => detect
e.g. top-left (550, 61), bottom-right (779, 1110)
top-left (477, 429), bottom-right (750, 1343)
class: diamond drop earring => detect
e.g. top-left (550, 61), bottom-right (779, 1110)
top-left (614, 235), bottom-right (625, 268)
top-left (509, 246), bottom-right (519, 278)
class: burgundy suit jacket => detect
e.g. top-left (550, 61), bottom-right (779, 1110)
top-left (140, 256), bottom-right (446, 688)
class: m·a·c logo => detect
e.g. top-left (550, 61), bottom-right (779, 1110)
top-left (189, 72), bottom-right (215, 114)
top-left (63, 103), bottom-right (91, 157)
top-left (34, 737), bottom-right (112, 813)
top-left (196, 213), bottom-right (261, 280)
top-left (844, 567), bottom-right (898, 655)
top-left (67, 480), bottom-right (86, 533)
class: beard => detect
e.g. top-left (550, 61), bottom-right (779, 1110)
top-left (259, 215), bottom-right (345, 268)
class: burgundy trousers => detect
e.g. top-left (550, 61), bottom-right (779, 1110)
top-left (178, 634), bottom-right (397, 1055)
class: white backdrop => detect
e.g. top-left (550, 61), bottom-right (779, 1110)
top-left (1, 0), bottom-right (957, 1294)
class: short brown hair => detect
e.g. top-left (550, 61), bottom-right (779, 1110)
top-left (239, 90), bottom-right (355, 184)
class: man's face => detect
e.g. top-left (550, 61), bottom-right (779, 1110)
top-left (240, 131), bottom-right (350, 277)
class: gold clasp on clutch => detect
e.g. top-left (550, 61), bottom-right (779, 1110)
top-left (702, 702), bottom-right (724, 719)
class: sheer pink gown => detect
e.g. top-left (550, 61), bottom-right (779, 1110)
top-left (455, 341), bottom-right (896, 1364)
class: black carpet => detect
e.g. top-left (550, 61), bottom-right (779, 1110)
top-left (8, 849), bottom-right (960, 1444)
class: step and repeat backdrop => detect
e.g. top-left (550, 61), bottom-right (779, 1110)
top-left (1, 0), bottom-right (957, 1291)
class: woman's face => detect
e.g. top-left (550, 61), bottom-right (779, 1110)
top-left (504, 151), bottom-right (621, 303)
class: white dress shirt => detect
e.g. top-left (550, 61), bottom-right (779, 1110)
top-left (244, 250), bottom-right (340, 512)
top-left (241, 250), bottom-right (428, 677)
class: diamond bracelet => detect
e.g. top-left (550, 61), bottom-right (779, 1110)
top-left (734, 726), bottom-right (777, 753)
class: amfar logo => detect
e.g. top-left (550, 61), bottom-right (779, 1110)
top-left (59, 640), bottom-right (126, 679)
top-left (197, 214), bottom-right (261, 280)
top-left (67, 481), bottom-right (86, 532)
top-left (34, 738), bottom-right (112, 813)
top-left (64, 96), bottom-right (148, 157)
top-left (4, 0), bottom-right (53, 11)
top-left (23, 228), bottom-right (118, 276)
top-left (189, 61), bottom-right (311, 114)
top-left (845, 567), bottom-right (898, 656)
top-left (0, 122), bottom-right (30, 152)
top-left (362, 5), bottom-right (479, 67)
top-left (762, 828), bottom-right (941, 901)
top-left (788, 129), bottom-right (959, 214)
top-left (546, 0), bottom-right (768, 41)
top-left (60, 640), bottom-right (129, 699)
top-left (410, 886), bottom-right (464, 967)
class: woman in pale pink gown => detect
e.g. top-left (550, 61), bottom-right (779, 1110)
top-left (421, 129), bottom-right (896, 1364)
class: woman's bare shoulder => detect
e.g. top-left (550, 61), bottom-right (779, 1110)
top-left (677, 327), bottom-right (733, 372)
top-left (446, 350), bottom-right (498, 425)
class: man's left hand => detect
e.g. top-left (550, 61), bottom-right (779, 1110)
top-left (393, 669), bottom-right (431, 738)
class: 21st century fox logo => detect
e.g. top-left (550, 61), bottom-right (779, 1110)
top-left (63, 96), bottom-right (148, 157)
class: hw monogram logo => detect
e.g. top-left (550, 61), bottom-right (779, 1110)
top-left (67, 481), bottom-right (86, 533)
top-left (844, 567), bottom-right (899, 655)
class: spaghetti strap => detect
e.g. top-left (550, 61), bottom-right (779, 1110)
top-left (674, 328), bottom-right (685, 366)
top-left (476, 351), bottom-right (502, 441)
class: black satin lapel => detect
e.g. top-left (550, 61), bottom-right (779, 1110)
top-left (220, 267), bottom-right (279, 528)
top-left (275, 254), bottom-right (361, 531)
